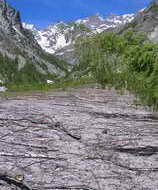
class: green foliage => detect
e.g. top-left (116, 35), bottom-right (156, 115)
top-left (0, 53), bottom-right (51, 87)
top-left (0, 54), bottom-right (18, 82)
top-left (57, 23), bottom-right (68, 30)
top-left (67, 21), bottom-right (76, 27)
top-left (0, 51), bottom-right (93, 92)
top-left (40, 51), bottom-right (69, 73)
top-left (148, 4), bottom-right (158, 12)
top-left (14, 63), bottom-right (46, 84)
top-left (124, 42), bottom-right (158, 74)
top-left (77, 24), bottom-right (91, 32)
top-left (74, 30), bottom-right (158, 110)
top-left (68, 21), bottom-right (91, 32)
top-left (126, 21), bottom-right (137, 28)
top-left (7, 76), bottom-right (93, 92)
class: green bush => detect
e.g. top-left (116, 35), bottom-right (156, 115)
top-left (74, 31), bottom-right (158, 110)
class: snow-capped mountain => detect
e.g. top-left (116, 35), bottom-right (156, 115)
top-left (23, 21), bottom-right (91, 54)
top-left (23, 13), bottom-right (135, 55)
top-left (76, 13), bottom-right (134, 33)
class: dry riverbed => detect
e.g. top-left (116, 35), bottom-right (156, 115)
top-left (0, 88), bottom-right (158, 190)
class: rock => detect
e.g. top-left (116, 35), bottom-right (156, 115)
top-left (102, 129), bottom-right (108, 134)
top-left (0, 88), bottom-right (157, 190)
top-left (0, 86), bottom-right (7, 92)
top-left (0, 80), bottom-right (4, 84)
top-left (47, 80), bottom-right (54, 84)
top-left (119, 0), bottom-right (158, 43)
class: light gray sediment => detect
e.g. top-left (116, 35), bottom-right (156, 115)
top-left (0, 88), bottom-right (157, 190)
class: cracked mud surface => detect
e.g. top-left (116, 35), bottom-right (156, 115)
top-left (0, 88), bottom-right (158, 190)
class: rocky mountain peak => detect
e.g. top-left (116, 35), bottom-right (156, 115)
top-left (118, 0), bottom-right (158, 43)
top-left (146, 0), bottom-right (158, 12)
top-left (87, 14), bottom-right (104, 23)
top-left (0, 0), bottom-right (22, 33)
top-left (150, 0), bottom-right (158, 6)
top-left (0, 0), bottom-right (6, 6)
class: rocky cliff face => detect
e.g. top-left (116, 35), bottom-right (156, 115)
top-left (0, 0), bottom-right (68, 84)
top-left (119, 0), bottom-right (158, 42)
top-left (0, 0), bottom-right (40, 57)
top-left (0, 0), bottom-right (22, 31)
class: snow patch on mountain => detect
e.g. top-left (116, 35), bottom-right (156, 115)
top-left (22, 23), bottom-right (35, 30)
top-left (139, 8), bottom-right (146, 13)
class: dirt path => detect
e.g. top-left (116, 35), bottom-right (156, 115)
top-left (0, 88), bottom-right (158, 190)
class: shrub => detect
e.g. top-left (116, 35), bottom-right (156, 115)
top-left (74, 31), bottom-right (158, 110)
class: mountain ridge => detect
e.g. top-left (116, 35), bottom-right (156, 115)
top-left (23, 13), bottom-right (135, 56)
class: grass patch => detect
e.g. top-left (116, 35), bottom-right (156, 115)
top-left (5, 76), bottom-right (94, 92)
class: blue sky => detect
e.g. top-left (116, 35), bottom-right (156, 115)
top-left (7, 0), bottom-right (151, 29)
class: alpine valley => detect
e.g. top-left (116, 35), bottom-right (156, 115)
top-left (1, 0), bottom-right (158, 91)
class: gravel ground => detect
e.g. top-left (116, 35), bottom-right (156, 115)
top-left (0, 88), bottom-right (158, 190)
